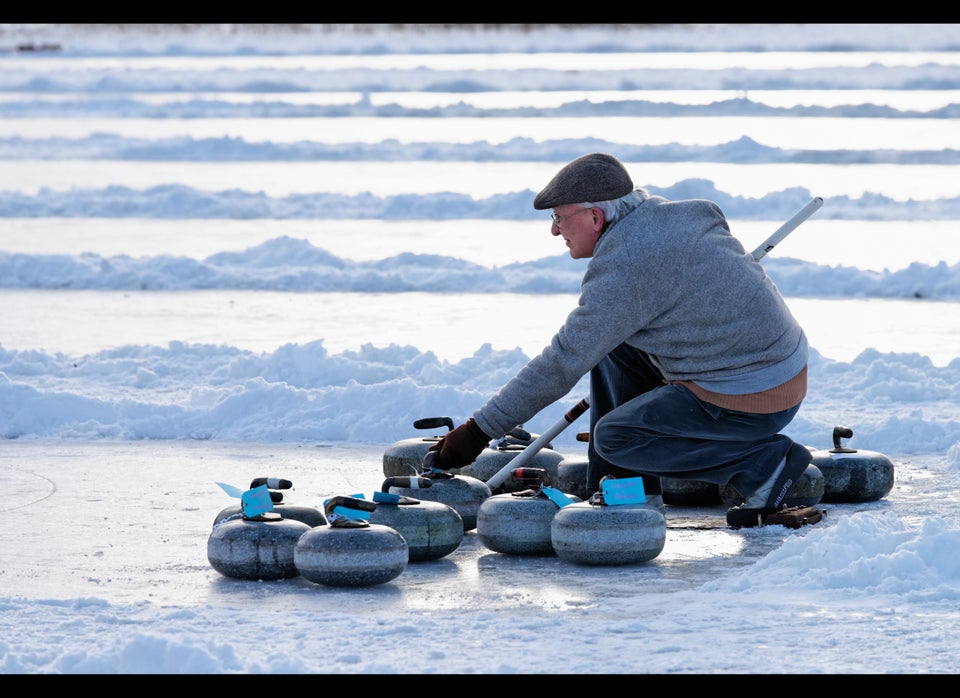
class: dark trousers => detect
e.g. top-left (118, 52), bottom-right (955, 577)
top-left (587, 344), bottom-right (801, 497)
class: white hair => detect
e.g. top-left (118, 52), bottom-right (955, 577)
top-left (580, 189), bottom-right (647, 228)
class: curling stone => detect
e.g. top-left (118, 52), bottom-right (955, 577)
top-left (550, 455), bottom-right (593, 501)
top-left (208, 511), bottom-right (311, 581)
top-left (380, 417), bottom-right (539, 478)
top-left (407, 423), bottom-right (561, 493)
top-left (383, 417), bottom-right (455, 477)
top-left (784, 463), bottom-right (825, 506)
top-left (294, 496), bottom-right (407, 587)
top-left (809, 426), bottom-right (895, 503)
top-left (476, 468), bottom-right (582, 556)
top-left (720, 462), bottom-right (825, 508)
top-left (368, 477), bottom-right (464, 561)
top-left (213, 477), bottom-right (326, 528)
top-left (550, 477), bottom-right (666, 566)
top-left (462, 435), bottom-right (565, 494)
top-left (662, 477), bottom-right (722, 506)
top-left (388, 452), bottom-right (491, 531)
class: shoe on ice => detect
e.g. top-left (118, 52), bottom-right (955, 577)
top-left (726, 444), bottom-right (813, 528)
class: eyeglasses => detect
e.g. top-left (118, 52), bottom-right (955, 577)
top-left (551, 208), bottom-right (593, 225)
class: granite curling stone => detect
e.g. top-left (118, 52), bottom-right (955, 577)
top-left (382, 416), bottom-right (454, 477)
top-left (476, 467), bottom-right (582, 556)
top-left (550, 477), bottom-right (666, 566)
top-left (368, 477), bottom-right (464, 561)
top-left (460, 429), bottom-right (564, 494)
top-left (661, 476), bottom-right (722, 506)
top-left (295, 496), bottom-right (407, 587)
top-left (208, 511), bottom-right (311, 581)
top-left (388, 451), bottom-right (491, 531)
top-left (809, 426), bottom-right (895, 503)
top-left (549, 456), bottom-right (593, 501)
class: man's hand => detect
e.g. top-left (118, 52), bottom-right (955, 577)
top-left (427, 418), bottom-right (490, 470)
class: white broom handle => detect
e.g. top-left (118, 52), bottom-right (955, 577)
top-left (486, 398), bottom-right (590, 490)
top-left (751, 196), bottom-right (823, 262)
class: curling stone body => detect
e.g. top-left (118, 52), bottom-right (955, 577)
top-left (462, 445), bottom-right (565, 493)
top-left (368, 496), bottom-right (464, 561)
top-left (295, 523), bottom-right (408, 587)
top-left (662, 477), bottom-right (722, 506)
top-left (388, 473), bottom-right (491, 531)
top-left (783, 462), bottom-right (825, 506)
top-left (810, 448), bottom-right (895, 503)
top-left (550, 456), bottom-right (592, 500)
top-left (383, 435), bottom-right (444, 477)
top-left (207, 514), bottom-right (311, 581)
top-left (551, 501), bottom-right (666, 566)
top-left (477, 489), bottom-right (583, 556)
top-left (720, 463), bottom-right (825, 508)
top-left (383, 416), bottom-right (462, 477)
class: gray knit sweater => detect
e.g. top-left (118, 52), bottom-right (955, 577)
top-left (473, 192), bottom-right (808, 440)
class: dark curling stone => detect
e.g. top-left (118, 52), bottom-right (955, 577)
top-left (208, 511), bottom-right (311, 581)
top-left (661, 477), bottom-right (722, 506)
top-left (476, 468), bottom-right (583, 556)
top-left (383, 417), bottom-right (454, 477)
top-left (551, 502), bottom-right (666, 566)
top-left (550, 477), bottom-right (666, 566)
top-left (399, 423), bottom-right (560, 493)
top-left (213, 477), bottom-right (326, 528)
top-left (460, 434), bottom-right (565, 494)
top-left (295, 496), bottom-right (407, 588)
top-left (368, 477), bottom-right (464, 561)
top-left (545, 432), bottom-right (593, 500)
top-left (809, 426), bottom-right (895, 503)
top-left (388, 452), bottom-right (491, 531)
top-left (719, 463), bottom-right (825, 508)
top-left (550, 455), bottom-right (593, 501)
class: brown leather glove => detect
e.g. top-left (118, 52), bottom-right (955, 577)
top-left (427, 418), bottom-right (491, 470)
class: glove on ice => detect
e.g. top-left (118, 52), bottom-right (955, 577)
top-left (428, 418), bottom-right (490, 470)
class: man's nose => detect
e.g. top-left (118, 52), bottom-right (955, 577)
top-left (550, 223), bottom-right (561, 236)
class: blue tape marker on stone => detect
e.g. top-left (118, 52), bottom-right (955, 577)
top-left (216, 481), bottom-right (244, 499)
top-left (374, 491), bottom-right (401, 504)
top-left (541, 486), bottom-right (576, 508)
top-left (241, 484), bottom-right (275, 517)
top-left (331, 505), bottom-right (371, 520)
top-left (601, 477), bottom-right (647, 506)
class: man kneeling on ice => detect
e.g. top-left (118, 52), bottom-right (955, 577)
top-left (427, 152), bottom-right (813, 528)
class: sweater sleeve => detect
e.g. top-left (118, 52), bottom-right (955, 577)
top-left (473, 209), bottom-right (659, 439)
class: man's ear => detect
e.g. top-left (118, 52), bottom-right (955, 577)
top-left (592, 207), bottom-right (605, 230)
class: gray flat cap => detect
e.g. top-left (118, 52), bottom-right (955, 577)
top-left (533, 152), bottom-right (634, 210)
